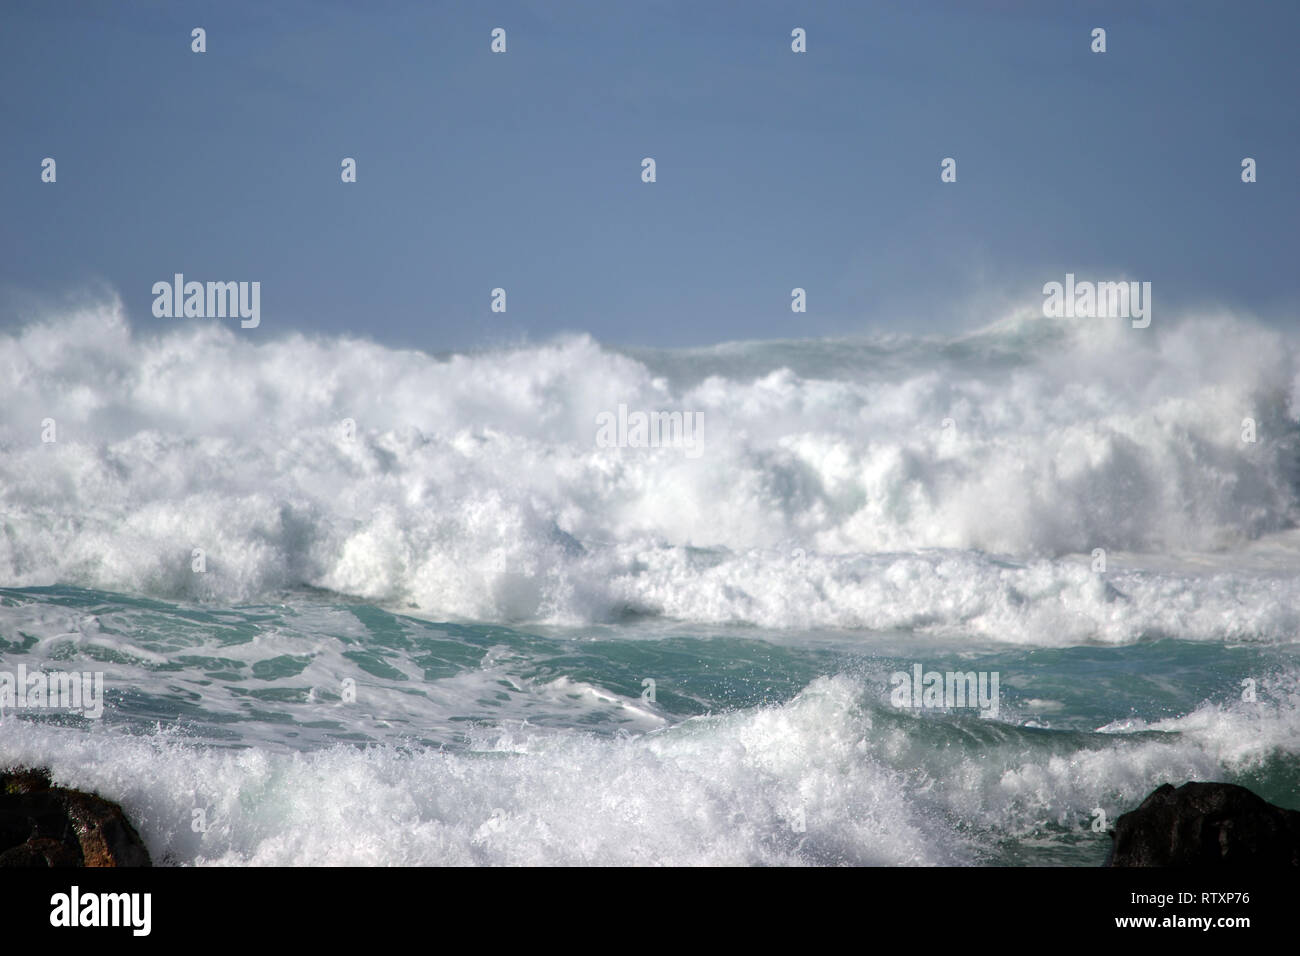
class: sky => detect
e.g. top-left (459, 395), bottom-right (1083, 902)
top-left (1, 0), bottom-right (1296, 352)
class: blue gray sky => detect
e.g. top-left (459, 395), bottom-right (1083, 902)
top-left (2, 0), bottom-right (1296, 351)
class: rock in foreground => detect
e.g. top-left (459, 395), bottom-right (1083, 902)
top-left (1106, 781), bottom-right (1300, 866)
top-left (0, 767), bottom-right (151, 867)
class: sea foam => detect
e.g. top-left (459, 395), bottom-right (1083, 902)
top-left (1, 299), bottom-right (1297, 635)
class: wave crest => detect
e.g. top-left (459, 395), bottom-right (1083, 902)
top-left (2, 299), bottom-right (1297, 630)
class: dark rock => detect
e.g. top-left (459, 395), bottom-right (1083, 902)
top-left (1105, 781), bottom-right (1300, 866)
top-left (2, 767), bottom-right (52, 794)
top-left (0, 766), bottom-right (151, 867)
top-left (0, 836), bottom-right (81, 867)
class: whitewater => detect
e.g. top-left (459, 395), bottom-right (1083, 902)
top-left (1, 298), bottom-right (1297, 865)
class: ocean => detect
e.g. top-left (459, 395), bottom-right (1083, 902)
top-left (1, 301), bottom-right (1297, 865)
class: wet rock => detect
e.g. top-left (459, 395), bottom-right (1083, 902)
top-left (0, 766), bottom-right (151, 867)
top-left (0, 836), bottom-right (81, 867)
top-left (1105, 781), bottom-right (1300, 866)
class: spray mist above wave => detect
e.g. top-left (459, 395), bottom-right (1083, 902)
top-left (1, 297), bottom-right (1298, 631)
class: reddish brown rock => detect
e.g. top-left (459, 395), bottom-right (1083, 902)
top-left (0, 766), bottom-right (151, 867)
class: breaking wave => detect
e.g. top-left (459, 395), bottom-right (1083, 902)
top-left (2, 298), bottom-right (1298, 637)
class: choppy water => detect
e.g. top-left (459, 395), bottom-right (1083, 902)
top-left (1, 301), bottom-right (1298, 864)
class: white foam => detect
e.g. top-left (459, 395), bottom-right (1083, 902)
top-left (2, 670), bottom-right (1294, 865)
top-left (0, 676), bottom-right (951, 865)
top-left (2, 298), bottom-right (1298, 635)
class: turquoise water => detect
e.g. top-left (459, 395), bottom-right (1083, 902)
top-left (2, 584), bottom-right (1296, 866)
